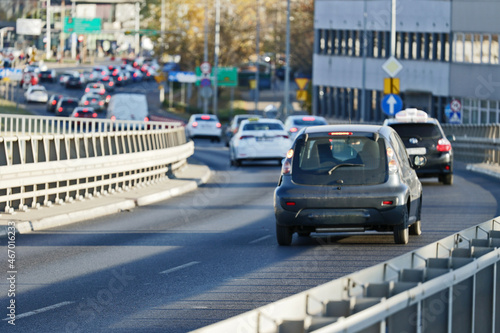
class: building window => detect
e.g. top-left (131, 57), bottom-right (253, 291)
top-left (453, 33), bottom-right (499, 64)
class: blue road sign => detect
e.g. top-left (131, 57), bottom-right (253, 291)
top-left (445, 103), bottom-right (462, 124)
top-left (381, 94), bottom-right (403, 116)
top-left (200, 78), bottom-right (211, 87)
top-left (168, 71), bottom-right (197, 83)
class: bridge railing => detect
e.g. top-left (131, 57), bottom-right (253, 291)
top-left (192, 216), bottom-right (500, 333)
top-left (442, 123), bottom-right (500, 166)
top-left (0, 114), bottom-right (191, 213)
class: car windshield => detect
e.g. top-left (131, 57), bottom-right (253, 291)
top-left (194, 116), bottom-right (217, 122)
top-left (389, 123), bottom-right (441, 140)
top-left (293, 118), bottom-right (327, 126)
top-left (243, 122), bottom-right (283, 131)
top-left (291, 134), bottom-right (387, 185)
top-left (63, 101), bottom-right (79, 108)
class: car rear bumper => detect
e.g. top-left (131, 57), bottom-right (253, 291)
top-left (415, 153), bottom-right (453, 177)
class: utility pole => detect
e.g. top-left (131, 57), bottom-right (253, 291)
top-left (254, 0), bottom-right (260, 112)
top-left (203, 0), bottom-right (209, 114)
top-left (60, 0), bottom-right (65, 61)
top-left (213, 0), bottom-right (220, 116)
top-left (283, 0), bottom-right (291, 117)
top-left (46, 0), bottom-right (51, 59)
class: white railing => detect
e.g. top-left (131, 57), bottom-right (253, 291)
top-left (0, 114), bottom-right (191, 213)
top-left (191, 216), bottom-right (500, 333)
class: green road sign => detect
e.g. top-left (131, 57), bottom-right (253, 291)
top-left (195, 66), bottom-right (238, 87)
top-left (64, 17), bottom-right (101, 34)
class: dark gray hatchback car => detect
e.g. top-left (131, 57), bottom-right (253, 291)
top-left (274, 124), bottom-right (426, 245)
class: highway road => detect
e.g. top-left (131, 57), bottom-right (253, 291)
top-left (1, 135), bottom-right (499, 332)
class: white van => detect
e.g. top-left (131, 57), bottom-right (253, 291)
top-left (106, 93), bottom-right (150, 122)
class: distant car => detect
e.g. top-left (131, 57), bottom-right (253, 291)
top-left (99, 76), bottom-right (115, 91)
top-left (85, 82), bottom-right (106, 96)
top-left (47, 94), bottom-right (64, 112)
top-left (106, 92), bottom-right (149, 122)
top-left (383, 108), bottom-right (454, 185)
top-left (55, 97), bottom-right (80, 117)
top-left (38, 69), bottom-right (57, 83)
top-left (229, 118), bottom-right (291, 166)
top-left (283, 115), bottom-right (328, 139)
top-left (91, 66), bottom-right (109, 81)
top-left (80, 93), bottom-right (106, 112)
top-left (70, 107), bottom-right (98, 119)
top-left (82, 70), bottom-right (97, 83)
top-left (274, 124), bottom-right (426, 246)
top-left (65, 75), bottom-right (84, 89)
top-left (224, 114), bottom-right (262, 147)
top-left (186, 114), bottom-right (222, 142)
top-left (24, 85), bottom-right (49, 103)
top-left (59, 70), bottom-right (80, 85)
top-left (128, 68), bottom-right (143, 82)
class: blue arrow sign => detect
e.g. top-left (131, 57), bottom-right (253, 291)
top-left (381, 94), bottom-right (403, 116)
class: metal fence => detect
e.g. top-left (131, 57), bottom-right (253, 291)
top-left (0, 114), bottom-right (191, 213)
top-left (192, 216), bottom-right (500, 333)
top-left (442, 124), bottom-right (500, 166)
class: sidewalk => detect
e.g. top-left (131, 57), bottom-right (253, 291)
top-left (0, 162), bottom-right (211, 237)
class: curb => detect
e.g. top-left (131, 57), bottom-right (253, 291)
top-left (0, 164), bottom-right (211, 237)
top-left (466, 163), bottom-right (500, 180)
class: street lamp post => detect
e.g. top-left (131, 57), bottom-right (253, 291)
top-left (46, 0), bottom-right (51, 59)
top-left (254, 0), bottom-right (260, 112)
top-left (283, 0), bottom-right (291, 117)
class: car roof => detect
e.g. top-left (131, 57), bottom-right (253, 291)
top-left (301, 124), bottom-right (387, 136)
top-left (383, 108), bottom-right (440, 126)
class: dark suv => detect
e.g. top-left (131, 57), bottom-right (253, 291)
top-left (274, 124), bottom-right (426, 245)
top-left (383, 109), bottom-right (453, 185)
top-left (55, 97), bottom-right (79, 117)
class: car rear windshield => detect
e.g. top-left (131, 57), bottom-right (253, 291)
top-left (243, 123), bottom-right (283, 131)
top-left (63, 101), bottom-right (79, 108)
top-left (195, 116), bottom-right (217, 122)
top-left (291, 134), bottom-right (387, 185)
top-left (389, 123), bottom-right (441, 140)
top-left (293, 118), bottom-right (326, 126)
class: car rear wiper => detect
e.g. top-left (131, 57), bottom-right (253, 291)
top-left (328, 163), bottom-right (364, 175)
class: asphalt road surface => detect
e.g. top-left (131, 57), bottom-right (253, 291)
top-left (1, 138), bottom-right (499, 333)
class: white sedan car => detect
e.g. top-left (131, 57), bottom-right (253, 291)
top-left (185, 114), bottom-right (222, 142)
top-left (24, 85), bottom-right (49, 103)
top-left (283, 115), bottom-right (328, 139)
top-left (229, 118), bottom-right (292, 166)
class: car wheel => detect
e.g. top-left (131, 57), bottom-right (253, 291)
top-left (410, 196), bottom-right (422, 236)
top-left (440, 174), bottom-right (453, 185)
top-left (393, 206), bottom-right (409, 244)
top-left (276, 224), bottom-right (293, 246)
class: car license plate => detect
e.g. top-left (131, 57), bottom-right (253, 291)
top-left (406, 147), bottom-right (426, 155)
top-left (256, 137), bottom-right (274, 142)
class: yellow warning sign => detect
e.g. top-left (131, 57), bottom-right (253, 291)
top-left (295, 78), bottom-right (309, 91)
top-left (296, 90), bottom-right (308, 101)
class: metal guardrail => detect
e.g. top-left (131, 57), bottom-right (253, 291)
top-left (442, 124), bottom-right (500, 166)
top-left (0, 114), bottom-right (191, 213)
top-left (192, 216), bottom-right (500, 333)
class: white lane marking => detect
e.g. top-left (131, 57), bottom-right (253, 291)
top-left (249, 235), bottom-right (272, 244)
top-left (160, 261), bottom-right (200, 275)
top-left (3, 301), bottom-right (75, 321)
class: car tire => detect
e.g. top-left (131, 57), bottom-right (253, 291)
top-left (393, 206), bottom-right (409, 244)
top-left (440, 174), bottom-right (453, 185)
top-left (276, 224), bottom-right (293, 246)
top-left (410, 197), bottom-right (423, 236)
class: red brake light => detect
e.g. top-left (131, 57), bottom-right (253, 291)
top-left (290, 127), bottom-right (298, 133)
top-left (144, 116), bottom-right (149, 122)
top-left (201, 115), bottom-right (211, 120)
top-left (192, 122), bottom-right (198, 127)
top-left (92, 113), bottom-right (98, 118)
top-left (302, 117), bottom-right (315, 121)
top-left (437, 138), bottom-right (451, 152)
top-left (84, 101), bottom-right (89, 105)
top-left (101, 71), bottom-right (106, 75)
top-left (329, 132), bottom-right (353, 136)
top-left (85, 88), bottom-right (90, 92)
top-left (110, 115), bottom-right (116, 121)
top-left (99, 101), bottom-right (104, 106)
top-left (109, 82), bottom-right (114, 86)
top-left (286, 202), bottom-right (296, 206)
top-left (58, 107), bottom-right (63, 112)
top-left (216, 123), bottom-right (222, 128)
top-left (382, 200), bottom-right (394, 206)
top-left (74, 113), bottom-right (79, 117)
top-left (118, 77), bottom-right (122, 81)
top-left (52, 100), bottom-right (56, 105)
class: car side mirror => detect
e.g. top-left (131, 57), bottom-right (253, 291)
top-left (412, 155), bottom-right (427, 168)
top-left (447, 134), bottom-right (456, 142)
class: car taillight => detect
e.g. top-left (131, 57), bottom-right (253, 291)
top-left (216, 123), bottom-right (222, 128)
top-left (192, 121), bottom-right (198, 128)
top-left (381, 200), bottom-right (394, 206)
top-left (110, 115), bottom-right (116, 121)
top-left (290, 127), bottom-right (298, 133)
top-left (85, 88), bottom-right (89, 92)
top-left (58, 107), bottom-right (63, 112)
top-left (99, 101), bottom-right (104, 106)
top-left (282, 149), bottom-right (293, 175)
top-left (52, 100), bottom-right (56, 105)
top-left (437, 138), bottom-right (451, 152)
top-left (92, 113), bottom-right (98, 118)
top-left (100, 89), bottom-right (105, 94)
top-left (144, 116), bottom-right (149, 122)
top-left (84, 101), bottom-right (89, 105)
top-left (118, 77), bottom-right (122, 81)
top-left (109, 82), bottom-right (114, 86)
top-left (387, 147), bottom-right (398, 174)
top-left (286, 202), bottom-right (296, 206)
top-left (74, 113), bottom-right (79, 117)
top-left (240, 135), bottom-right (254, 140)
